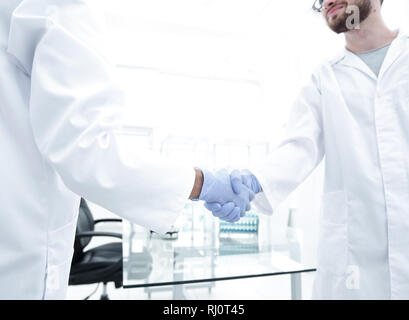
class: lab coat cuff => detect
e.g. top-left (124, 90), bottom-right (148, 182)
top-left (252, 192), bottom-right (275, 216)
top-left (152, 167), bottom-right (197, 235)
top-left (122, 165), bottom-right (197, 236)
top-left (249, 166), bottom-right (279, 216)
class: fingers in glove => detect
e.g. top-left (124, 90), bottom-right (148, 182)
top-left (229, 214), bottom-right (241, 224)
top-left (248, 189), bottom-right (255, 202)
top-left (205, 202), bottom-right (221, 212)
top-left (230, 170), bottom-right (243, 195)
top-left (224, 206), bottom-right (241, 223)
top-left (213, 202), bottom-right (235, 219)
top-left (242, 173), bottom-right (252, 190)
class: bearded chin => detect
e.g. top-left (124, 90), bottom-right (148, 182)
top-left (326, 0), bottom-right (373, 34)
top-left (329, 14), bottom-right (350, 34)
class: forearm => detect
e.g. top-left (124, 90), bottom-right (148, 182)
top-left (189, 168), bottom-right (204, 200)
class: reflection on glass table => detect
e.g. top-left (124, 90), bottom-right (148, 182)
top-left (122, 203), bottom-right (316, 300)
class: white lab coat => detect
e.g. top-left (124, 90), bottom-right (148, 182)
top-left (251, 30), bottom-right (409, 299)
top-left (0, 0), bottom-right (195, 299)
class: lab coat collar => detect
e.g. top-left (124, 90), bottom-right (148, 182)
top-left (378, 29), bottom-right (409, 79)
top-left (332, 29), bottom-right (408, 81)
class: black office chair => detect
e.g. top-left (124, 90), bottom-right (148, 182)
top-left (69, 198), bottom-right (123, 300)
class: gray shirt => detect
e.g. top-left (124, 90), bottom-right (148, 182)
top-left (355, 44), bottom-right (391, 77)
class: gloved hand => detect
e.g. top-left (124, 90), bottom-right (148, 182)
top-left (231, 169), bottom-right (262, 195)
top-left (199, 169), bottom-right (255, 223)
top-left (203, 169), bottom-right (262, 223)
top-left (204, 202), bottom-right (242, 223)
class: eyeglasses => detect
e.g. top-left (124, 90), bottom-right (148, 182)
top-left (312, 0), bottom-right (324, 12)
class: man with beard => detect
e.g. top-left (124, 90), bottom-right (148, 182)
top-left (204, 0), bottom-right (409, 299)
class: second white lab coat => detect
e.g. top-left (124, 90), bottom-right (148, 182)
top-left (252, 31), bottom-right (409, 299)
top-left (0, 0), bottom-right (194, 299)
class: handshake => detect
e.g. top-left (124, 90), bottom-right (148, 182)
top-left (197, 169), bottom-right (262, 223)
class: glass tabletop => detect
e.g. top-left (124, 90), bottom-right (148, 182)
top-left (122, 202), bottom-right (316, 289)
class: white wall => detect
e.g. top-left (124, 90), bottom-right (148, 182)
top-left (99, 0), bottom-right (408, 143)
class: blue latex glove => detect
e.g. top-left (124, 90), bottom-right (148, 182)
top-left (231, 169), bottom-right (262, 195)
top-left (199, 169), bottom-right (255, 222)
top-left (204, 202), bottom-right (241, 223)
top-left (204, 170), bottom-right (261, 222)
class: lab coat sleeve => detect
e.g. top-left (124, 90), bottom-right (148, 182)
top-left (250, 73), bottom-right (324, 215)
top-left (7, 0), bottom-right (195, 234)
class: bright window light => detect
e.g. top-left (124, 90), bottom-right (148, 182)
top-left (96, 0), bottom-right (409, 153)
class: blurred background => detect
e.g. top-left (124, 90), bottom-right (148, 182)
top-left (67, 0), bottom-right (409, 300)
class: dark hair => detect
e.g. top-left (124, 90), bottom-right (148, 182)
top-left (380, 0), bottom-right (384, 5)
